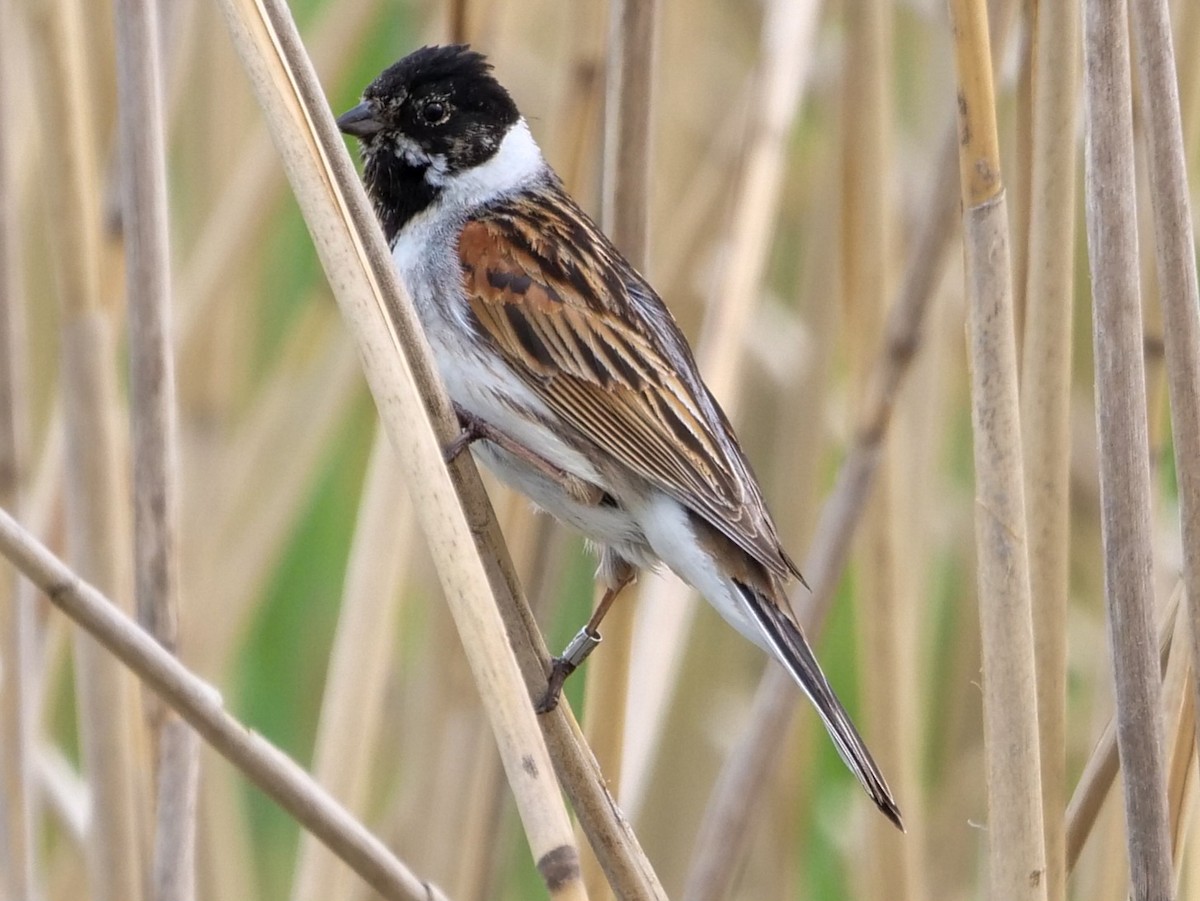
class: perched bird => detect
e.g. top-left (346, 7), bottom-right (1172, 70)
top-left (338, 44), bottom-right (901, 829)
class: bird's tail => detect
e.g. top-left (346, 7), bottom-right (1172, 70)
top-left (737, 581), bottom-right (904, 831)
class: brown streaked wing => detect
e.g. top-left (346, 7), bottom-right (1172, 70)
top-left (457, 192), bottom-right (797, 581)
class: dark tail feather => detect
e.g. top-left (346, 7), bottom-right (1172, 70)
top-left (738, 583), bottom-right (905, 831)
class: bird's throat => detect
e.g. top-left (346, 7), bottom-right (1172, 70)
top-left (363, 151), bottom-right (441, 245)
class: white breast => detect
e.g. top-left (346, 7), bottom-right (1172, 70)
top-left (388, 120), bottom-right (605, 490)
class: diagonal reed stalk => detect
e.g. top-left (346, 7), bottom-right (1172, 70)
top-left (0, 0), bottom-right (36, 892)
top-left (0, 507), bottom-right (452, 901)
top-left (1019, 2), bottom-right (1079, 900)
top-left (1129, 0), bottom-right (1200, 783)
top-left (31, 0), bottom-right (147, 895)
top-left (210, 0), bottom-right (661, 897)
top-left (948, 0), bottom-right (1046, 898)
top-left (1082, 0), bottom-right (1174, 896)
top-left (113, 0), bottom-right (198, 894)
top-left (580, 2), bottom-right (657, 897)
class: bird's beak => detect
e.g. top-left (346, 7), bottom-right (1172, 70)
top-left (336, 101), bottom-right (383, 138)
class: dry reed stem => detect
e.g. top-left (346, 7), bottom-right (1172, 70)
top-left (113, 0), bottom-right (198, 893)
top-left (447, 0), bottom-right (469, 43)
top-left (1130, 0), bottom-right (1200, 780)
top-left (0, 508), bottom-right (453, 901)
top-left (0, 0), bottom-right (36, 891)
top-left (1009, 28), bottom-right (1033, 354)
top-left (211, 1), bottom-right (622, 897)
top-left (116, 0), bottom-right (178, 659)
top-left (579, 4), bottom-right (657, 897)
top-left (1066, 585), bottom-right (1180, 871)
top-left (1082, 1), bottom-right (1175, 896)
top-left (949, 0), bottom-right (1047, 898)
top-left (1178, 2), bottom-right (1200, 161)
top-left (684, 119), bottom-right (961, 900)
top-left (152, 718), bottom-right (200, 901)
top-left (31, 0), bottom-right (148, 895)
top-left (1161, 608), bottom-right (1194, 872)
top-left (841, 2), bottom-right (921, 898)
top-left (1019, 2), bottom-right (1079, 899)
top-left (290, 430), bottom-right (414, 901)
top-left (600, 0), bottom-right (657, 260)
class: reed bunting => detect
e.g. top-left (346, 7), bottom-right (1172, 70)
top-left (338, 44), bottom-right (901, 828)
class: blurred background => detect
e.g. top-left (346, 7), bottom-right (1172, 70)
top-left (2, 0), bottom-right (1198, 899)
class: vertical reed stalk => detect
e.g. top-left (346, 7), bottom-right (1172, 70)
top-left (1178, 2), bottom-right (1200, 160)
top-left (114, 0), bottom-right (198, 893)
top-left (1082, 0), bottom-right (1175, 896)
top-left (1161, 606), bottom-right (1194, 871)
top-left (842, 2), bottom-right (922, 898)
top-left (1020, 2), bottom-right (1079, 899)
top-left (1129, 0), bottom-right (1200, 778)
top-left (290, 430), bottom-right (414, 901)
top-left (948, 0), bottom-right (1047, 898)
top-left (0, 0), bottom-right (36, 892)
top-left (600, 0), bottom-right (657, 258)
top-left (579, 3), bottom-right (657, 896)
top-left (31, 0), bottom-right (147, 895)
top-left (448, 0), bottom-right (469, 43)
top-left (1009, 26), bottom-right (1033, 356)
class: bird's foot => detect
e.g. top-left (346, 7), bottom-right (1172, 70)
top-left (444, 404), bottom-right (489, 463)
top-left (535, 626), bottom-right (602, 714)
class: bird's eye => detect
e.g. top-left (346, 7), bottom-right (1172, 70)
top-left (421, 100), bottom-right (449, 125)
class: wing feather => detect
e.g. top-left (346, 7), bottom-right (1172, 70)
top-left (458, 185), bottom-right (798, 580)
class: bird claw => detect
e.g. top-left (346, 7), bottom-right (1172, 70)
top-left (535, 659), bottom-right (575, 714)
top-left (534, 626), bottom-right (602, 714)
top-left (444, 405), bottom-right (487, 463)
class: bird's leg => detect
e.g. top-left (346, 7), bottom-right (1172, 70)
top-left (444, 404), bottom-right (605, 506)
top-left (443, 404), bottom-right (495, 462)
top-left (536, 565), bottom-right (635, 714)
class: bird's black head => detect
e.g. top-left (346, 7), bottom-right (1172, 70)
top-left (338, 45), bottom-right (522, 241)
